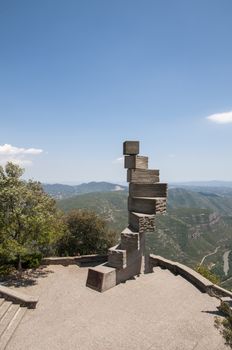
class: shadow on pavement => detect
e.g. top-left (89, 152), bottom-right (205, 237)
top-left (0, 266), bottom-right (54, 288)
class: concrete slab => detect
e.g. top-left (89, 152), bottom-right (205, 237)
top-left (124, 155), bottom-right (148, 169)
top-left (86, 265), bottom-right (116, 292)
top-left (5, 265), bottom-right (227, 350)
top-left (108, 245), bottom-right (126, 269)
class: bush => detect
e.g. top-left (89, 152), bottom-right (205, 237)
top-left (215, 301), bottom-right (232, 348)
top-left (195, 264), bottom-right (220, 284)
top-left (20, 252), bottom-right (43, 269)
top-left (0, 264), bottom-right (16, 278)
top-left (57, 210), bottom-right (116, 256)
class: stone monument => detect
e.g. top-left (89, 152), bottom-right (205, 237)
top-left (86, 141), bottom-right (167, 292)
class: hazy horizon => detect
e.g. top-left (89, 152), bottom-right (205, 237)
top-left (40, 179), bottom-right (232, 187)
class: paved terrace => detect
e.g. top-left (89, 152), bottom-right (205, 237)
top-left (6, 265), bottom-right (227, 350)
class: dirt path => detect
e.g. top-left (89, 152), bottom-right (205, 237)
top-left (200, 246), bottom-right (220, 265)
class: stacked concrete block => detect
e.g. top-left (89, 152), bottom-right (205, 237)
top-left (129, 212), bottom-right (155, 233)
top-left (127, 169), bottom-right (160, 183)
top-left (121, 227), bottom-right (140, 251)
top-left (108, 244), bottom-right (126, 269)
top-left (123, 141), bottom-right (139, 155)
top-left (129, 183), bottom-right (167, 198)
top-left (124, 155), bottom-right (148, 170)
top-left (86, 265), bottom-right (116, 292)
top-left (86, 140), bottom-right (168, 292)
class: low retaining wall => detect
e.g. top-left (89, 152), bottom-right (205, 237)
top-left (0, 285), bottom-right (38, 309)
top-left (42, 254), bottom-right (108, 267)
top-left (149, 254), bottom-right (232, 299)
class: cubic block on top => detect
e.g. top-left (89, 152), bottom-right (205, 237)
top-left (123, 141), bottom-right (139, 155)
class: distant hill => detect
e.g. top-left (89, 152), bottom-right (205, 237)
top-left (43, 182), bottom-right (127, 199)
top-left (57, 187), bottom-right (232, 217)
top-left (168, 188), bottom-right (232, 215)
top-left (170, 184), bottom-right (232, 197)
top-left (57, 191), bottom-right (128, 232)
top-left (170, 181), bottom-right (232, 188)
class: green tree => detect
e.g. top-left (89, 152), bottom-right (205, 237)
top-left (57, 210), bottom-right (116, 256)
top-left (0, 162), bottom-right (65, 270)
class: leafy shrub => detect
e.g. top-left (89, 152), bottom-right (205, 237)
top-left (20, 253), bottom-right (43, 269)
top-left (215, 301), bottom-right (232, 348)
top-left (195, 264), bottom-right (220, 284)
top-left (57, 209), bottom-right (116, 256)
top-left (0, 264), bottom-right (16, 278)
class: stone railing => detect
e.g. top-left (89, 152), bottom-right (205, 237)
top-left (41, 254), bottom-right (108, 267)
top-left (149, 254), bottom-right (232, 299)
top-left (0, 285), bottom-right (38, 309)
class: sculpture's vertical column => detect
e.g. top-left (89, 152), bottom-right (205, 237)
top-left (123, 141), bottom-right (167, 274)
top-left (86, 140), bottom-right (167, 292)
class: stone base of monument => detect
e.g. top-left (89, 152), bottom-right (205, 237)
top-left (108, 244), bottom-right (127, 269)
top-left (86, 257), bottom-right (143, 293)
top-left (86, 229), bottom-right (145, 292)
top-left (86, 265), bottom-right (117, 292)
top-left (116, 252), bottom-right (142, 284)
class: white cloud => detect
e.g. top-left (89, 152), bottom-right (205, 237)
top-left (112, 157), bottom-right (124, 164)
top-left (206, 111), bottom-right (232, 124)
top-left (0, 144), bottom-right (43, 167)
top-left (0, 144), bottom-right (43, 155)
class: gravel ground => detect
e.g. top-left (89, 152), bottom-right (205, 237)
top-left (6, 265), bottom-right (227, 350)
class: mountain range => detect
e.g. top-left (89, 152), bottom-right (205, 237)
top-left (43, 181), bottom-right (127, 199)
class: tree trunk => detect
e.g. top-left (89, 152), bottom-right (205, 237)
top-left (17, 255), bottom-right (22, 271)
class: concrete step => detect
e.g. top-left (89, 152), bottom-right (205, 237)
top-left (0, 302), bottom-right (12, 321)
top-left (129, 183), bottom-right (167, 198)
top-left (124, 155), bottom-right (148, 170)
top-left (0, 285), bottom-right (38, 309)
top-left (127, 169), bottom-right (159, 184)
top-left (0, 307), bottom-right (27, 350)
top-left (0, 299), bottom-right (4, 307)
top-left (121, 227), bottom-right (140, 251)
top-left (128, 196), bottom-right (166, 215)
top-left (129, 212), bottom-right (155, 233)
top-left (86, 264), bottom-right (116, 292)
top-left (0, 304), bottom-right (20, 337)
top-left (108, 245), bottom-right (127, 269)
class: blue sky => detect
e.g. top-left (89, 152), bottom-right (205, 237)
top-left (0, 0), bottom-right (232, 184)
